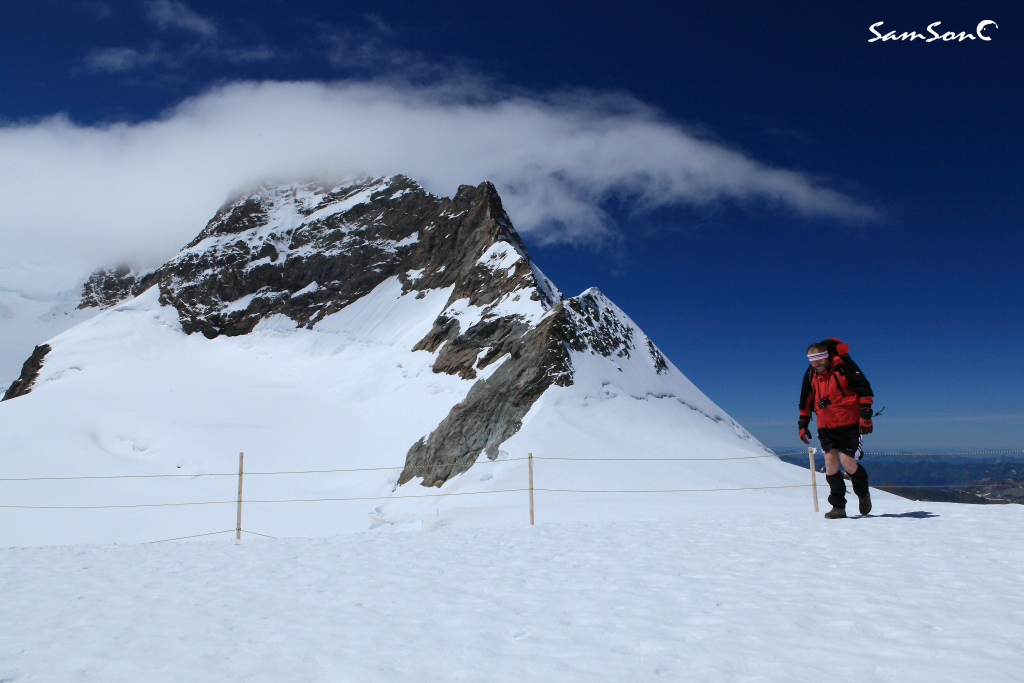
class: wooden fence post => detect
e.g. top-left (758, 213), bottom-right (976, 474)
top-left (808, 446), bottom-right (818, 512)
top-left (236, 452), bottom-right (244, 540)
top-left (528, 452), bottom-right (534, 525)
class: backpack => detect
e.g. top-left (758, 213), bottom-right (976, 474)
top-left (803, 338), bottom-right (862, 400)
top-left (820, 337), bottom-right (850, 361)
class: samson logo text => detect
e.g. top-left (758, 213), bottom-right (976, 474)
top-left (868, 21), bottom-right (998, 42)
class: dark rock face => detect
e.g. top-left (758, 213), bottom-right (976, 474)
top-left (559, 290), bottom-right (636, 358)
top-left (79, 266), bottom-right (146, 309)
top-left (413, 313), bottom-right (536, 380)
top-left (3, 344), bottom-right (51, 401)
top-left (398, 289), bottom-right (666, 486)
top-left (132, 175), bottom-right (549, 339)
top-left (647, 339), bottom-right (669, 375)
top-left (399, 305), bottom-right (577, 486)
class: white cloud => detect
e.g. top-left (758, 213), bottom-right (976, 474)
top-left (145, 0), bottom-right (216, 38)
top-left (83, 45), bottom-right (163, 73)
top-left (82, 42), bottom-right (274, 73)
top-left (0, 79), bottom-right (879, 270)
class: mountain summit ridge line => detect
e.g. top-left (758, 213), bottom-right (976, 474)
top-left (4, 174), bottom-right (765, 490)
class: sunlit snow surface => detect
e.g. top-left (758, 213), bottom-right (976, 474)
top-left (2, 504), bottom-right (1022, 682)
top-left (4, 269), bottom-right (809, 546)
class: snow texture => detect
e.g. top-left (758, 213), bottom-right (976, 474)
top-left (2, 501), bottom-right (1022, 682)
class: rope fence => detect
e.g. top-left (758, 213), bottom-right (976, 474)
top-left (149, 529), bottom-right (280, 544)
top-left (0, 488), bottom-right (533, 510)
top-left (0, 454), bottom-right (788, 482)
top-left (5, 450), bottom-right (1019, 482)
top-left (0, 461), bottom-right (526, 482)
top-left (2, 448), bottom-right (1021, 540)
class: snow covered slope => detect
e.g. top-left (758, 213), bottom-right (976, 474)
top-left (1, 176), bottom-right (844, 545)
top-left (0, 261), bottom-right (101, 388)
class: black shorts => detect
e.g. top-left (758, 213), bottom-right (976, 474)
top-left (817, 424), bottom-right (861, 458)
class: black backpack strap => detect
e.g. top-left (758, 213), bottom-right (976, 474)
top-left (799, 366), bottom-right (815, 416)
top-left (838, 355), bottom-right (874, 399)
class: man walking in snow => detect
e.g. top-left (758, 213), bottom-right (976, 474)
top-left (798, 339), bottom-right (874, 518)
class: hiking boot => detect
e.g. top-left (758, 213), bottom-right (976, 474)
top-left (824, 506), bottom-right (847, 519)
top-left (849, 466), bottom-right (871, 515)
top-left (858, 489), bottom-right (872, 515)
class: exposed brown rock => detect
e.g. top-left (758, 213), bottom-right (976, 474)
top-left (78, 266), bottom-right (146, 309)
top-left (115, 176), bottom-right (548, 339)
top-left (3, 344), bottom-right (51, 401)
top-left (399, 305), bottom-right (576, 486)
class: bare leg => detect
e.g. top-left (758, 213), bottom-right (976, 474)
top-left (825, 450), bottom-right (860, 475)
top-left (823, 449), bottom-right (840, 475)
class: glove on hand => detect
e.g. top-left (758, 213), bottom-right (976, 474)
top-left (860, 404), bottom-right (874, 433)
top-left (798, 419), bottom-right (812, 444)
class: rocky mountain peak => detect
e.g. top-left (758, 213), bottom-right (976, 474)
top-left (112, 175), bottom-right (558, 339)
top-left (8, 174), bottom-right (715, 488)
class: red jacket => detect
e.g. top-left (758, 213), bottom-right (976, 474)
top-left (799, 355), bottom-right (873, 428)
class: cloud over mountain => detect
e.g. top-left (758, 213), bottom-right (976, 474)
top-left (0, 79), bottom-right (878, 269)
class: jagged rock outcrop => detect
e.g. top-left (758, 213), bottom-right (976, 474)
top-left (78, 266), bottom-right (147, 309)
top-left (399, 305), bottom-right (575, 486)
top-left (3, 344), bottom-right (51, 401)
top-left (399, 288), bottom-right (668, 486)
top-left (120, 175), bottom-right (556, 339)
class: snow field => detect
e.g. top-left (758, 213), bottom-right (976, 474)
top-left (2, 273), bottom-right (805, 546)
top-left (3, 500), bottom-right (1022, 683)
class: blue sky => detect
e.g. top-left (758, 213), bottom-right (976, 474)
top-left (1, 1), bottom-right (1021, 452)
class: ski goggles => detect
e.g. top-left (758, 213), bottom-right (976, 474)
top-left (807, 351), bottom-right (829, 362)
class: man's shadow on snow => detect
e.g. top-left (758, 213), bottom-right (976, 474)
top-left (857, 511), bottom-right (938, 519)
